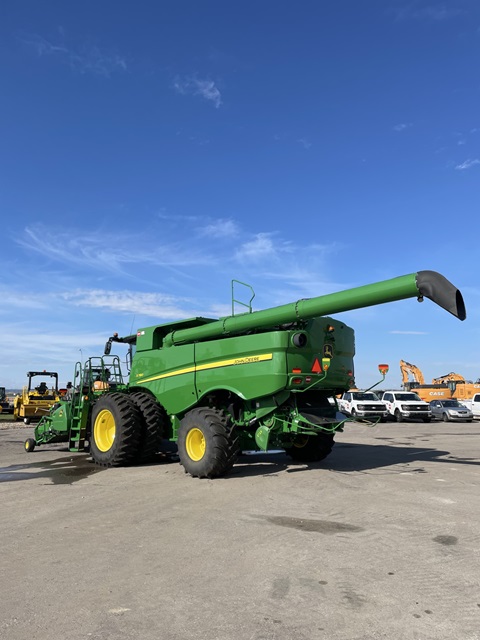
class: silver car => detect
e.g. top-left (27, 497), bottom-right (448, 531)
top-left (429, 399), bottom-right (473, 422)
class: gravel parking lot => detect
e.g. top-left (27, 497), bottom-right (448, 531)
top-left (1, 420), bottom-right (479, 640)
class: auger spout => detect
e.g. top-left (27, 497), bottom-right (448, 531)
top-left (163, 270), bottom-right (465, 347)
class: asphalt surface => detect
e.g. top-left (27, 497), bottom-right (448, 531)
top-left (1, 419), bottom-right (479, 640)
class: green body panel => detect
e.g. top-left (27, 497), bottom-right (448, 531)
top-left (130, 343), bottom-right (196, 415)
top-left (130, 317), bottom-right (354, 418)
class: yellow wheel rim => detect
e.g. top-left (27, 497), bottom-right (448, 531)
top-left (94, 409), bottom-right (116, 452)
top-left (293, 435), bottom-right (309, 449)
top-left (185, 428), bottom-right (206, 461)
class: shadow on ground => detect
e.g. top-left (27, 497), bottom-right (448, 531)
top-left (1, 439), bottom-right (478, 484)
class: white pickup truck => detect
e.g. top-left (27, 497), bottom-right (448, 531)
top-left (380, 390), bottom-right (432, 422)
top-left (459, 393), bottom-right (480, 419)
top-left (338, 391), bottom-right (388, 421)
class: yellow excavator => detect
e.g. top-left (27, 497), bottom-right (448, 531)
top-left (399, 360), bottom-right (452, 401)
top-left (430, 373), bottom-right (480, 401)
top-left (431, 372), bottom-right (465, 384)
top-left (13, 371), bottom-right (61, 424)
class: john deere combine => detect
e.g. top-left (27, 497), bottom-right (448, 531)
top-left (25, 270), bottom-right (466, 478)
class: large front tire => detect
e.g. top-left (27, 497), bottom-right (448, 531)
top-left (285, 433), bottom-right (335, 462)
top-left (90, 393), bottom-right (142, 467)
top-left (177, 407), bottom-right (239, 478)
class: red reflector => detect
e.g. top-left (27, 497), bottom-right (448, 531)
top-left (311, 358), bottom-right (322, 373)
top-left (292, 368), bottom-right (302, 374)
top-left (305, 376), bottom-right (312, 383)
top-left (292, 378), bottom-right (302, 384)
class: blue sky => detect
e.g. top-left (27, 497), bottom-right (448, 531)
top-left (0, 1), bottom-right (478, 390)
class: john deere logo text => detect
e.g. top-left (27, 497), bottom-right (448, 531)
top-left (234, 356), bottom-right (262, 365)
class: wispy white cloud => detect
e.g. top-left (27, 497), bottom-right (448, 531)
top-left (18, 225), bottom-right (216, 273)
top-left (18, 30), bottom-right (127, 77)
top-left (0, 322), bottom-right (113, 386)
top-left (297, 138), bottom-right (312, 149)
top-left (392, 5), bottom-right (464, 22)
top-left (455, 158), bottom-right (480, 170)
top-left (15, 220), bottom-right (342, 289)
top-left (0, 289), bottom-right (52, 310)
top-left (198, 219), bottom-right (239, 238)
top-left (61, 289), bottom-right (202, 319)
top-left (234, 233), bottom-right (281, 262)
top-left (174, 75), bottom-right (222, 108)
top-left (393, 123), bottom-right (413, 132)
top-left (389, 330), bottom-right (429, 335)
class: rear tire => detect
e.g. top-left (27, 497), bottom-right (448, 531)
top-left (90, 393), bottom-right (142, 467)
top-left (285, 433), bottom-right (334, 462)
top-left (129, 392), bottom-right (167, 462)
top-left (177, 407), bottom-right (239, 478)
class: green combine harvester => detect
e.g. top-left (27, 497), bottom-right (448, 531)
top-left (25, 270), bottom-right (466, 478)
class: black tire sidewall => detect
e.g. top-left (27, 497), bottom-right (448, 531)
top-left (285, 433), bottom-right (334, 462)
top-left (90, 393), bottom-right (141, 466)
top-left (129, 391), bottom-right (167, 461)
top-left (178, 407), bottom-right (238, 478)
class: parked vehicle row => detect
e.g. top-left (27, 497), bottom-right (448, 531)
top-left (338, 389), bottom-right (478, 423)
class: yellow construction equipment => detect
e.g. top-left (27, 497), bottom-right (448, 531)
top-left (431, 372), bottom-right (465, 384)
top-left (13, 371), bottom-right (61, 424)
top-left (399, 360), bottom-right (452, 401)
top-left (430, 372), bottom-right (480, 401)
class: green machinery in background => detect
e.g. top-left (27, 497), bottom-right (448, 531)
top-left (25, 270), bottom-right (466, 478)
